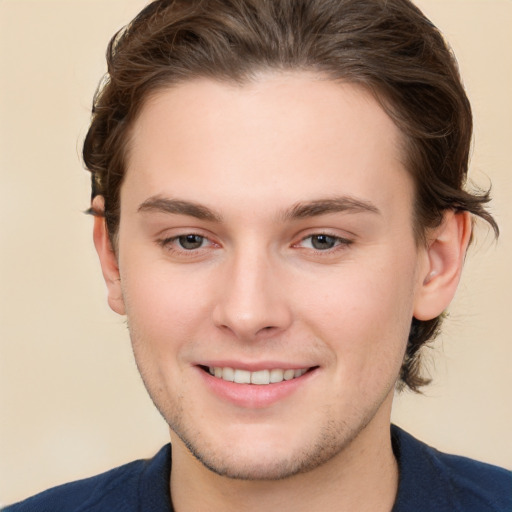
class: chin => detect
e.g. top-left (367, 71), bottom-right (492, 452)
top-left (185, 439), bottom-right (330, 481)
top-left (193, 453), bottom-right (305, 481)
top-left (170, 415), bottom-right (364, 481)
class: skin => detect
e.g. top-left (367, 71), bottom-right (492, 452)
top-left (94, 72), bottom-right (471, 512)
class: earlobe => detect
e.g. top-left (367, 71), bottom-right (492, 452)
top-left (413, 210), bottom-right (472, 321)
top-left (92, 196), bottom-right (126, 316)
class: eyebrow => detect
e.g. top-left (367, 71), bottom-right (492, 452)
top-left (137, 195), bottom-right (380, 223)
top-left (282, 196), bottom-right (381, 220)
top-left (138, 196), bottom-right (222, 222)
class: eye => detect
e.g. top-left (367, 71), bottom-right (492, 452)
top-left (177, 234), bottom-right (206, 250)
top-left (297, 233), bottom-right (352, 251)
top-left (308, 234), bottom-right (337, 250)
top-left (157, 232), bottom-right (215, 255)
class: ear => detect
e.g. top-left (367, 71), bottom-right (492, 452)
top-left (413, 210), bottom-right (472, 321)
top-left (92, 196), bottom-right (126, 315)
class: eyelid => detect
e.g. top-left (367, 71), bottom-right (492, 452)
top-left (156, 230), bottom-right (220, 257)
top-left (293, 231), bottom-right (354, 252)
top-left (296, 228), bottom-right (354, 242)
top-left (159, 233), bottom-right (210, 246)
top-left (154, 227), bottom-right (354, 258)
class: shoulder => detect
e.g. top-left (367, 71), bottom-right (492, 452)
top-left (2, 445), bottom-right (172, 512)
top-left (392, 425), bottom-right (512, 512)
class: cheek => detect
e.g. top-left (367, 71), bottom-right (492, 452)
top-left (306, 258), bottom-right (417, 378)
top-left (118, 259), bottom-right (212, 357)
top-left (308, 259), bottom-right (415, 328)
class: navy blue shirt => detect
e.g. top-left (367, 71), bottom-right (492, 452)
top-left (4, 426), bottom-right (511, 511)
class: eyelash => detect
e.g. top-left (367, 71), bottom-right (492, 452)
top-left (295, 233), bottom-right (353, 253)
top-left (157, 233), bottom-right (214, 255)
top-left (157, 232), bottom-right (353, 256)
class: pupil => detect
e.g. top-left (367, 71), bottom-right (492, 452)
top-left (312, 235), bottom-right (335, 250)
top-left (179, 234), bottom-right (203, 250)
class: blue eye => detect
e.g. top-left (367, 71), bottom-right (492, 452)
top-left (177, 234), bottom-right (205, 250)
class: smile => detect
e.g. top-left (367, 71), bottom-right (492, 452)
top-left (207, 367), bottom-right (309, 385)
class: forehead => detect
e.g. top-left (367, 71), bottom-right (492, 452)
top-left (123, 73), bottom-right (412, 220)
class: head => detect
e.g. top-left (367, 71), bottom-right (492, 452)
top-left (86, 0), bottom-right (500, 481)
top-left (84, 0), bottom-right (497, 393)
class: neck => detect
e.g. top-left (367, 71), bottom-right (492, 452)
top-left (169, 404), bottom-right (398, 512)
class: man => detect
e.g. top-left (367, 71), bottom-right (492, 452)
top-left (4, 0), bottom-right (511, 510)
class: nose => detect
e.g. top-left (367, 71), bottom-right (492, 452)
top-left (212, 249), bottom-right (293, 340)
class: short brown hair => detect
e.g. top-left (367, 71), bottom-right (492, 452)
top-left (83, 0), bottom-right (498, 391)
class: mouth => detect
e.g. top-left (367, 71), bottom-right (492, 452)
top-left (200, 365), bottom-right (314, 385)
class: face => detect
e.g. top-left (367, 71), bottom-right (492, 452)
top-left (103, 73), bottom-right (433, 479)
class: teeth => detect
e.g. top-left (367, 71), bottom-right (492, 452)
top-left (270, 369), bottom-right (284, 383)
top-left (234, 369), bottom-right (251, 384)
top-left (208, 366), bottom-right (308, 384)
top-left (222, 367), bottom-right (235, 382)
top-left (284, 369), bottom-right (295, 380)
top-left (251, 370), bottom-right (269, 385)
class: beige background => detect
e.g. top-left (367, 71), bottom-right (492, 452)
top-left (1, 0), bottom-right (511, 506)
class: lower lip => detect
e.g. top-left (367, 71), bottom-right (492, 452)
top-left (197, 367), bottom-right (317, 409)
